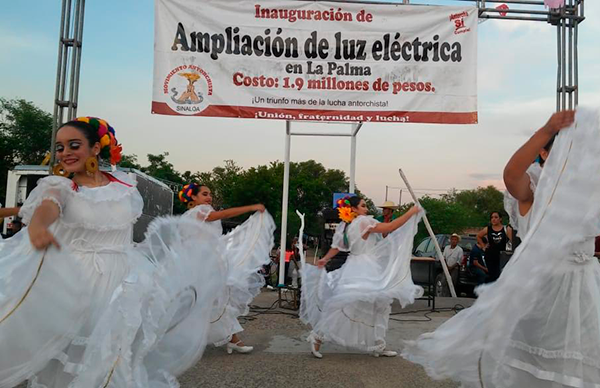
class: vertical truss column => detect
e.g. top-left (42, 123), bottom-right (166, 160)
top-left (49, 0), bottom-right (86, 170)
top-left (553, 0), bottom-right (584, 111)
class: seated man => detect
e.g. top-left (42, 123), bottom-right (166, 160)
top-left (470, 236), bottom-right (489, 286)
top-left (442, 233), bottom-right (464, 288)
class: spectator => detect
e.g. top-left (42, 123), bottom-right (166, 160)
top-left (470, 236), bottom-right (489, 285)
top-left (376, 201), bottom-right (399, 237)
top-left (5, 218), bottom-right (23, 238)
top-left (477, 211), bottom-right (513, 282)
top-left (442, 233), bottom-right (464, 287)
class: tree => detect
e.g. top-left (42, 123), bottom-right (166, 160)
top-left (0, 98), bottom-right (52, 203)
top-left (118, 154), bottom-right (142, 170)
top-left (442, 185), bottom-right (506, 226)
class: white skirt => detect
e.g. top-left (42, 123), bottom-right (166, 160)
top-left (208, 211), bottom-right (276, 346)
top-left (302, 215), bottom-right (423, 352)
top-left (71, 216), bottom-right (226, 388)
top-left (0, 228), bottom-right (149, 388)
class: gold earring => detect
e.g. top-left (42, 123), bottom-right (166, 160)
top-left (85, 156), bottom-right (99, 176)
top-left (187, 202), bottom-right (195, 209)
top-left (53, 162), bottom-right (68, 177)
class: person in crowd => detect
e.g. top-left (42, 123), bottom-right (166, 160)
top-left (469, 236), bottom-right (489, 285)
top-left (476, 211), bottom-right (513, 282)
top-left (178, 182), bottom-right (275, 354)
top-left (442, 233), bottom-right (464, 288)
top-left (376, 201), bottom-right (399, 237)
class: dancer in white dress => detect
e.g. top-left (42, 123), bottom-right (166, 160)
top-left (178, 183), bottom-right (275, 354)
top-left (0, 117), bottom-right (222, 388)
top-left (301, 196), bottom-right (422, 358)
top-left (402, 109), bottom-right (600, 388)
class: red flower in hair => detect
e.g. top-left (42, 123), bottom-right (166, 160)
top-left (109, 134), bottom-right (122, 164)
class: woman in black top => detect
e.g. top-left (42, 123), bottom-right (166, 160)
top-left (477, 211), bottom-right (513, 282)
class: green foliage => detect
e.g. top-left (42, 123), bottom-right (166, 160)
top-left (0, 98), bottom-right (52, 203)
top-left (396, 186), bottom-right (507, 243)
top-left (118, 154), bottom-right (142, 170)
top-left (116, 153), bottom-right (375, 245)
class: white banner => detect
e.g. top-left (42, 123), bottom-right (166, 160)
top-left (153, 0), bottom-right (478, 124)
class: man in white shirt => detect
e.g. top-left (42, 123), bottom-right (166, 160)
top-left (443, 233), bottom-right (464, 288)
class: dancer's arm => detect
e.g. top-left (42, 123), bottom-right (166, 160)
top-left (0, 207), bottom-right (20, 218)
top-left (28, 200), bottom-right (61, 250)
top-left (204, 204), bottom-right (265, 222)
top-left (367, 206), bottom-right (419, 237)
top-left (316, 248), bottom-right (339, 268)
top-left (503, 111), bottom-right (575, 204)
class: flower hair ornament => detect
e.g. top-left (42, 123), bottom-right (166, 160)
top-left (179, 183), bottom-right (199, 208)
top-left (336, 196), bottom-right (357, 224)
top-left (75, 117), bottom-right (123, 165)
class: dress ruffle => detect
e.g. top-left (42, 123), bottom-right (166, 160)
top-left (208, 210), bottom-right (276, 345)
top-left (402, 107), bottom-right (600, 388)
top-left (69, 216), bottom-right (225, 388)
top-left (0, 231), bottom-right (93, 387)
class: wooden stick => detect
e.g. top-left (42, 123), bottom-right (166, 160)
top-left (399, 169), bottom-right (457, 298)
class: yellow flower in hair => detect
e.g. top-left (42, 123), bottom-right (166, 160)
top-left (338, 207), bottom-right (357, 223)
top-left (100, 134), bottom-right (110, 147)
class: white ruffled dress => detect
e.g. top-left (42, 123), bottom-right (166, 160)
top-left (301, 213), bottom-right (424, 352)
top-left (402, 107), bottom-right (600, 388)
top-left (504, 162), bottom-right (542, 236)
top-left (182, 205), bottom-right (276, 346)
top-left (0, 172), bottom-right (224, 388)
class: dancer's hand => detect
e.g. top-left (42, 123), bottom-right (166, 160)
top-left (542, 110), bottom-right (575, 136)
top-left (28, 225), bottom-right (60, 250)
top-left (252, 204), bottom-right (266, 213)
top-left (317, 258), bottom-right (328, 268)
top-left (407, 205), bottom-right (420, 217)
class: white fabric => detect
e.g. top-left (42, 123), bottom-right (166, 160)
top-left (0, 172), bottom-right (142, 387)
top-left (402, 107), bottom-right (600, 388)
top-left (183, 206), bottom-right (276, 346)
top-left (183, 204), bottom-right (221, 234)
top-left (302, 213), bottom-right (424, 352)
top-left (443, 245), bottom-right (464, 267)
top-left (72, 215), bottom-right (225, 388)
top-left (504, 162), bottom-right (542, 236)
top-left (330, 221), bottom-right (349, 252)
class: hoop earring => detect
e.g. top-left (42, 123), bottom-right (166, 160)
top-left (53, 162), bottom-right (68, 177)
top-left (85, 156), bottom-right (99, 176)
top-left (187, 202), bottom-right (195, 209)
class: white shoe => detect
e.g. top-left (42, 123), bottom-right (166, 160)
top-left (373, 349), bottom-right (397, 358)
top-left (226, 341), bottom-right (253, 354)
top-left (310, 341), bottom-right (323, 359)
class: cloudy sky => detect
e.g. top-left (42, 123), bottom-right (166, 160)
top-left (1, 0), bottom-right (598, 206)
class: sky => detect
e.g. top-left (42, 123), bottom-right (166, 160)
top-left (1, 0), bottom-right (598, 207)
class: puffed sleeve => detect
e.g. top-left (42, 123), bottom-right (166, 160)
top-left (331, 222), bottom-right (350, 252)
top-left (356, 216), bottom-right (378, 238)
top-left (19, 176), bottom-right (73, 224)
top-left (186, 204), bottom-right (214, 222)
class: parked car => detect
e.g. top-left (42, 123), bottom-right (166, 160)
top-left (411, 234), bottom-right (478, 297)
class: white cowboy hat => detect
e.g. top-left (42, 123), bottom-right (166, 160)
top-left (378, 201), bottom-right (399, 210)
top-left (450, 233), bottom-right (462, 242)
